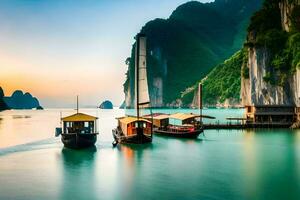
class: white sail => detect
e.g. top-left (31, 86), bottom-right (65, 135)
top-left (135, 35), bottom-right (150, 109)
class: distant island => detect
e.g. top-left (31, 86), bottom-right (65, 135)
top-left (0, 87), bottom-right (9, 111)
top-left (0, 87), bottom-right (42, 110)
top-left (99, 100), bottom-right (113, 109)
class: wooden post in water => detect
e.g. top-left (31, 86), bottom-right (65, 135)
top-left (198, 83), bottom-right (203, 124)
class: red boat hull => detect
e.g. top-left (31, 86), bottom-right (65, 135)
top-left (154, 128), bottom-right (203, 138)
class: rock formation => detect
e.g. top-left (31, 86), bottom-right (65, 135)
top-left (3, 90), bottom-right (41, 109)
top-left (99, 100), bottom-right (113, 109)
top-left (241, 0), bottom-right (300, 108)
top-left (0, 87), bottom-right (9, 111)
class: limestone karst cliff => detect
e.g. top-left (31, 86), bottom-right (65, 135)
top-left (241, 0), bottom-right (300, 107)
top-left (99, 100), bottom-right (113, 109)
top-left (180, 0), bottom-right (300, 108)
top-left (279, 0), bottom-right (300, 32)
top-left (123, 0), bottom-right (262, 108)
top-left (3, 90), bottom-right (41, 109)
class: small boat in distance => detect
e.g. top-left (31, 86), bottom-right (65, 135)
top-left (55, 96), bottom-right (99, 149)
top-left (112, 33), bottom-right (153, 145)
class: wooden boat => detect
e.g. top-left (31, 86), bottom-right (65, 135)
top-left (55, 97), bottom-right (99, 149)
top-left (112, 33), bottom-right (153, 145)
top-left (153, 113), bottom-right (203, 138)
top-left (153, 83), bottom-right (215, 138)
top-left (154, 126), bottom-right (203, 138)
top-left (57, 113), bottom-right (98, 149)
top-left (113, 117), bottom-right (152, 144)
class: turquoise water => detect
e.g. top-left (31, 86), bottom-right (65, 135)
top-left (0, 109), bottom-right (300, 200)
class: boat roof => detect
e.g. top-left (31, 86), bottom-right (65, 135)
top-left (117, 116), bottom-right (152, 125)
top-left (169, 113), bottom-right (198, 120)
top-left (143, 113), bottom-right (170, 120)
top-left (62, 113), bottom-right (97, 122)
top-left (153, 114), bottom-right (170, 120)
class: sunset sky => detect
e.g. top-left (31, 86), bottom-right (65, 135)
top-left (0, 0), bottom-right (212, 108)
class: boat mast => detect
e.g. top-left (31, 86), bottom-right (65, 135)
top-left (198, 83), bottom-right (203, 124)
top-left (135, 33), bottom-right (150, 134)
top-left (135, 35), bottom-right (141, 122)
top-left (76, 95), bottom-right (79, 114)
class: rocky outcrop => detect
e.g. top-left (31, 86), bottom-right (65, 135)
top-left (99, 100), bottom-right (113, 109)
top-left (279, 0), bottom-right (300, 32)
top-left (242, 47), bottom-right (294, 105)
top-left (241, 76), bottom-right (251, 106)
top-left (292, 68), bottom-right (300, 107)
top-left (241, 0), bottom-right (300, 108)
top-left (3, 90), bottom-right (41, 109)
top-left (0, 87), bottom-right (9, 111)
top-left (36, 106), bottom-right (44, 110)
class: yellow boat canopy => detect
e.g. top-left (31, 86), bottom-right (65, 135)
top-left (169, 113), bottom-right (198, 121)
top-left (152, 114), bottom-right (170, 120)
top-left (143, 114), bottom-right (170, 120)
top-left (117, 116), bottom-right (151, 125)
top-left (62, 113), bottom-right (97, 122)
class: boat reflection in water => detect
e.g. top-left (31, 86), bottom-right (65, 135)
top-left (59, 147), bottom-right (97, 200)
top-left (116, 144), bottom-right (153, 183)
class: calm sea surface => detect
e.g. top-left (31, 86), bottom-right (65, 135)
top-left (0, 108), bottom-right (300, 200)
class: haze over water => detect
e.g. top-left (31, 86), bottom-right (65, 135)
top-left (0, 0), bottom-right (213, 108)
top-left (0, 109), bottom-right (300, 199)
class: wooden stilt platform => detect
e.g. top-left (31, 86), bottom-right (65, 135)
top-left (203, 124), bottom-right (246, 130)
top-left (203, 123), bottom-right (292, 130)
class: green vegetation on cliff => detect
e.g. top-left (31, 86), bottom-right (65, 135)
top-left (246, 0), bottom-right (300, 86)
top-left (124, 0), bottom-right (262, 107)
top-left (181, 0), bottom-right (300, 107)
top-left (181, 50), bottom-right (247, 106)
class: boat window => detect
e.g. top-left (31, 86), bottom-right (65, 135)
top-left (143, 123), bottom-right (146, 128)
top-left (248, 107), bottom-right (252, 113)
top-left (135, 122), bottom-right (138, 127)
top-left (84, 122), bottom-right (89, 128)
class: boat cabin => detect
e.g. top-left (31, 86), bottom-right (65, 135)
top-left (143, 114), bottom-right (170, 128)
top-left (117, 117), bottom-right (152, 136)
top-left (168, 113), bottom-right (199, 126)
top-left (62, 113), bottom-right (98, 134)
top-left (245, 105), bottom-right (296, 126)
